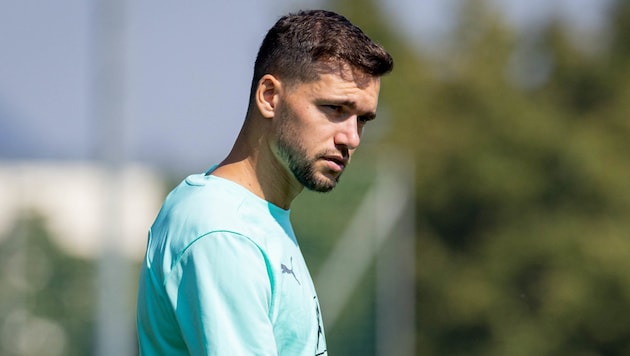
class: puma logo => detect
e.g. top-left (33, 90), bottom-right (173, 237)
top-left (281, 257), bottom-right (301, 285)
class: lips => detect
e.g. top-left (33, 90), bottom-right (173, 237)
top-left (322, 156), bottom-right (348, 172)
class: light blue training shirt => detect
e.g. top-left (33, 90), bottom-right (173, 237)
top-left (137, 171), bottom-right (327, 355)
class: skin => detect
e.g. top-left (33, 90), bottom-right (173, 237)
top-left (213, 63), bottom-right (381, 209)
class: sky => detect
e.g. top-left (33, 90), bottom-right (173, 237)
top-left (0, 0), bottom-right (613, 173)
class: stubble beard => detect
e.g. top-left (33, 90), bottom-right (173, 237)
top-left (276, 107), bottom-right (342, 193)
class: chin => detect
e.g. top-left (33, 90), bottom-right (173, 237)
top-left (290, 160), bottom-right (342, 193)
top-left (305, 173), bottom-right (339, 193)
top-left (306, 183), bottom-right (336, 193)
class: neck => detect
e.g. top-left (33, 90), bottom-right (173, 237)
top-left (212, 119), bottom-right (302, 210)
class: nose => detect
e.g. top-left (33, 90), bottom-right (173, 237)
top-left (334, 116), bottom-right (361, 151)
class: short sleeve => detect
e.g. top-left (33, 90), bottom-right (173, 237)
top-left (164, 231), bottom-right (278, 355)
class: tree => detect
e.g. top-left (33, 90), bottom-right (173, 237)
top-left (295, 0), bottom-right (630, 354)
top-left (0, 211), bottom-right (96, 356)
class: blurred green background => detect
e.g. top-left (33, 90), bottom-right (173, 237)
top-left (2, 0), bottom-right (630, 355)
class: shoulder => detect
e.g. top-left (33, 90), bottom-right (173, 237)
top-left (145, 174), bottom-right (253, 271)
top-left (146, 173), bottom-right (295, 276)
top-left (156, 174), bottom-right (249, 236)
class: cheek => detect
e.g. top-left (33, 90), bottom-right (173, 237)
top-left (286, 110), bottom-right (321, 140)
top-left (278, 101), bottom-right (335, 149)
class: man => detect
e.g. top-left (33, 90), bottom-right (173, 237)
top-left (137, 9), bottom-right (393, 355)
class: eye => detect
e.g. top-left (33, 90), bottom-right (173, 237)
top-left (358, 115), bottom-right (375, 124)
top-left (323, 105), bottom-right (344, 114)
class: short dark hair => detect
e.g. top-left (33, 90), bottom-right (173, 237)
top-left (250, 10), bottom-right (393, 96)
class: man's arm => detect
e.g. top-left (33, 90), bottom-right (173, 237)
top-left (165, 232), bottom-right (278, 355)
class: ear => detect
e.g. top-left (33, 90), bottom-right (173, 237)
top-left (255, 74), bottom-right (282, 119)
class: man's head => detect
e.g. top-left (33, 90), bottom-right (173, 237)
top-left (248, 10), bottom-right (393, 193)
top-left (250, 9), bottom-right (393, 99)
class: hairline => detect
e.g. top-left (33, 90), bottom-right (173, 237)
top-left (272, 59), bottom-right (382, 92)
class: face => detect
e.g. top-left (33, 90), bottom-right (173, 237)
top-left (272, 68), bottom-right (381, 192)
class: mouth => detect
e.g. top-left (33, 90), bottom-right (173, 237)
top-left (321, 155), bottom-right (348, 173)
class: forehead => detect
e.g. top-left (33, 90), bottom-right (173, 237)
top-left (287, 65), bottom-right (381, 104)
top-left (312, 61), bottom-right (378, 89)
